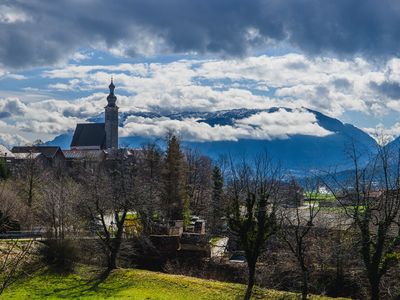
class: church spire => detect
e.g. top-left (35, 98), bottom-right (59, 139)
top-left (105, 79), bottom-right (119, 149)
top-left (106, 77), bottom-right (117, 107)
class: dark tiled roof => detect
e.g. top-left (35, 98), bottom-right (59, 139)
top-left (63, 149), bottom-right (105, 160)
top-left (11, 146), bottom-right (63, 159)
top-left (70, 123), bottom-right (106, 149)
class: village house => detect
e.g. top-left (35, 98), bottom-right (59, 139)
top-left (62, 149), bottom-right (107, 169)
top-left (11, 145), bottom-right (65, 168)
top-left (0, 145), bottom-right (15, 163)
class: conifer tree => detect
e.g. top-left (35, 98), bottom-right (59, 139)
top-left (139, 143), bottom-right (163, 230)
top-left (211, 165), bottom-right (224, 233)
top-left (162, 135), bottom-right (189, 221)
top-left (0, 158), bottom-right (10, 180)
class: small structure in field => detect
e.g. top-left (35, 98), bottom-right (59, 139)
top-left (210, 236), bottom-right (229, 258)
top-left (148, 216), bottom-right (210, 256)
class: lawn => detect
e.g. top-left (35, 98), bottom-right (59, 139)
top-left (304, 192), bottom-right (336, 201)
top-left (1, 266), bottom-right (349, 300)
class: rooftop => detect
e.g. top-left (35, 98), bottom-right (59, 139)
top-left (11, 146), bottom-right (63, 159)
top-left (63, 149), bottom-right (106, 160)
top-left (0, 145), bottom-right (15, 158)
top-left (71, 123), bottom-right (106, 149)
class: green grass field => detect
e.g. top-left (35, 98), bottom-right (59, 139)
top-left (1, 266), bottom-right (349, 300)
top-left (304, 192), bottom-right (336, 201)
top-left (0, 266), bottom-right (349, 300)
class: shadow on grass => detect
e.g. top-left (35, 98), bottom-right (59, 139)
top-left (49, 267), bottom-right (121, 298)
top-left (84, 268), bottom-right (112, 290)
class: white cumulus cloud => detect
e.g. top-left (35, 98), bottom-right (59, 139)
top-left (121, 108), bottom-right (332, 142)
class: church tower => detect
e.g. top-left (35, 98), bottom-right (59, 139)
top-left (105, 79), bottom-right (118, 149)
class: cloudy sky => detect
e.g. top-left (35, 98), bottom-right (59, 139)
top-left (1, 0), bottom-right (400, 146)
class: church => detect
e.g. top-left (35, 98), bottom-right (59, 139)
top-left (1, 80), bottom-right (121, 170)
top-left (70, 80), bottom-right (119, 150)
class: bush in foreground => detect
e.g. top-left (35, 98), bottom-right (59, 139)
top-left (39, 240), bottom-right (77, 274)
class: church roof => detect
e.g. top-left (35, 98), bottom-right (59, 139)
top-left (70, 123), bottom-right (106, 149)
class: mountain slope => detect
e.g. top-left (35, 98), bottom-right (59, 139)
top-left (385, 135), bottom-right (400, 153)
top-left (46, 108), bottom-right (377, 174)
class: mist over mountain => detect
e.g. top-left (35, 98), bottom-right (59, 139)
top-left (46, 108), bottom-right (378, 175)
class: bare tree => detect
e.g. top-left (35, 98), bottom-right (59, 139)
top-left (80, 151), bottom-right (140, 271)
top-left (0, 179), bottom-right (35, 295)
top-left (279, 178), bottom-right (320, 300)
top-left (0, 182), bottom-right (22, 233)
top-left (185, 148), bottom-right (213, 218)
top-left (0, 239), bottom-right (34, 295)
top-left (325, 143), bottom-right (400, 300)
top-left (14, 153), bottom-right (43, 207)
top-left (36, 169), bottom-right (81, 239)
top-left (227, 154), bottom-right (281, 300)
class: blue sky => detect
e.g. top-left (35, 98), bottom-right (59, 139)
top-left (0, 0), bottom-right (400, 146)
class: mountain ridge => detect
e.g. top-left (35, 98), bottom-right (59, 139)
top-left (46, 107), bottom-right (378, 175)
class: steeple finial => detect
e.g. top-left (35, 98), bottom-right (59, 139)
top-left (109, 76), bottom-right (115, 95)
top-left (107, 77), bottom-right (117, 107)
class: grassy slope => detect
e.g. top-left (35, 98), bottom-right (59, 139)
top-left (1, 267), bottom-right (348, 300)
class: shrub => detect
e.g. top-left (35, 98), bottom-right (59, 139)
top-left (39, 240), bottom-right (77, 274)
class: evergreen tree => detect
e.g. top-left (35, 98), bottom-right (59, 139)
top-left (138, 143), bottom-right (163, 232)
top-left (0, 158), bottom-right (10, 180)
top-left (162, 135), bottom-right (189, 221)
top-left (211, 165), bottom-right (224, 233)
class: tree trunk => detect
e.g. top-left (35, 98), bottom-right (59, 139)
top-left (107, 221), bottom-right (124, 271)
top-left (28, 175), bottom-right (33, 207)
top-left (108, 247), bottom-right (118, 270)
top-left (244, 261), bottom-right (256, 300)
top-left (107, 238), bottom-right (121, 271)
top-left (367, 262), bottom-right (381, 300)
top-left (370, 278), bottom-right (380, 300)
top-left (301, 269), bottom-right (309, 300)
top-left (335, 255), bottom-right (344, 285)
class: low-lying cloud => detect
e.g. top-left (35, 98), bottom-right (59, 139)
top-left (121, 109), bottom-right (333, 142)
